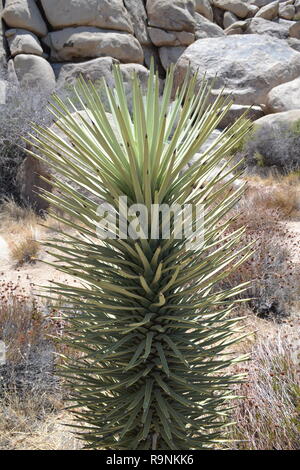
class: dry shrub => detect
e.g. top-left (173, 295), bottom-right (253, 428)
top-left (230, 323), bottom-right (300, 450)
top-left (10, 236), bottom-right (40, 267)
top-left (222, 184), bottom-right (300, 318)
top-left (0, 283), bottom-right (67, 449)
top-left (245, 173), bottom-right (300, 218)
top-left (0, 197), bottom-right (39, 233)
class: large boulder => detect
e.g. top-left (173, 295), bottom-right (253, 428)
top-left (44, 27), bottom-right (144, 64)
top-left (266, 77), bottom-right (300, 113)
top-left (5, 29), bottom-right (43, 57)
top-left (146, 0), bottom-right (195, 32)
top-left (40, 0), bottom-right (133, 34)
top-left (55, 56), bottom-right (118, 89)
top-left (243, 110), bottom-right (300, 170)
top-left (13, 54), bottom-right (56, 95)
top-left (174, 35), bottom-right (300, 106)
top-left (2, 0), bottom-right (47, 37)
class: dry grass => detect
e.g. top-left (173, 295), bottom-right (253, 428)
top-left (229, 318), bottom-right (300, 450)
top-left (0, 282), bottom-right (83, 450)
top-left (10, 236), bottom-right (40, 268)
top-left (221, 179), bottom-right (300, 318)
top-left (245, 172), bottom-right (300, 218)
top-left (0, 282), bottom-right (69, 449)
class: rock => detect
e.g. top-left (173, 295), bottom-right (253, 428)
top-left (289, 21), bottom-right (300, 38)
top-left (159, 46), bottom-right (186, 71)
top-left (266, 77), bottom-right (300, 112)
top-left (119, 63), bottom-right (152, 91)
top-left (0, 4), bottom-right (7, 68)
top-left (224, 20), bottom-right (247, 34)
top-left (279, 3), bottom-right (295, 19)
top-left (194, 0), bottom-right (214, 21)
top-left (213, 6), bottom-right (225, 27)
top-left (0, 80), bottom-right (6, 105)
top-left (245, 110), bottom-right (300, 170)
top-left (56, 56), bottom-right (119, 89)
top-left (250, 0), bottom-right (275, 7)
top-left (213, 0), bottom-right (251, 18)
top-left (255, 1), bottom-right (279, 20)
top-left (245, 17), bottom-right (289, 38)
top-left (123, 0), bottom-right (150, 45)
top-left (223, 11), bottom-right (238, 28)
top-left (174, 35), bottom-right (300, 106)
top-left (7, 59), bottom-right (18, 85)
top-left (21, 110), bottom-right (122, 209)
top-left (146, 0), bottom-right (195, 32)
top-left (55, 57), bottom-right (154, 96)
top-left (5, 29), bottom-right (43, 57)
top-left (287, 37), bottom-right (300, 51)
top-left (247, 4), bottom-right (260, 17)
top-left (148, 27), bottom-right (194, 46)
top-left (142, 44), bottom-right (165, 75)
top-left (13, 54), bottom-right (56, 95)
top-left (194, 12), bottom-right (225, 39)
top-left (2, 0), bottom-right (47, 37)
top-left (218, 104), bottom-right (264, 128)
top-left (40, 0), bottom-right (133, 34)
top-left (17, 151), bottom-right (52, 211)
top-left (44, 27), bottom-right (144, 64)
top-left (295, 0), bottom-right (300, 19)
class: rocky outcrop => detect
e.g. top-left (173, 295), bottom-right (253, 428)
top-left (0, 0), bottom-right (300, 178)
top-left (174, 35), bottom-right (300, 105)
top-left (0, 0), bottom-right (299, 101)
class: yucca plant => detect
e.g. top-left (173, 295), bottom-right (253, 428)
top-left (27, 63), bottom-right (252, 450)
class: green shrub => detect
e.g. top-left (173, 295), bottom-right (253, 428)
top-left (27, 64), bottom-right (252, 449)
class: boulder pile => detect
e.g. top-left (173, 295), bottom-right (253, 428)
top-left (0, 0), bottom-right (300, 178)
